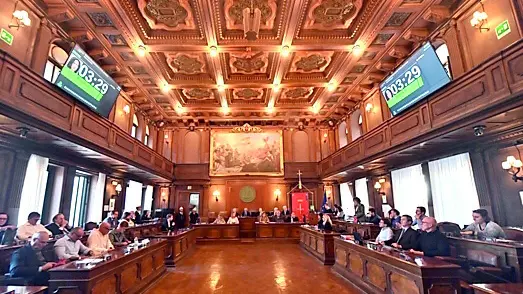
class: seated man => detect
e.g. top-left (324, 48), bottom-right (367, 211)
top-left (365, 208), bottom-right (381, 225)
top-left (0, 212), bottom-right (17, 242)
top-left (109, 221), bottom-right (131, 247)
top-left (45, 213), bottom-right (70, 236)
top-left (17, 212), bottom-right (52, 241)
top-left (271, 210), bottom-right (285, 223)
top-left (389, 215), bottom-right (419, 250)
top-left (104, 210), bottom-right (119, 229)
top-left (54, 227), bottom-right (93, 261)
top-left (87, 222), bottom-right (114, 255)
top-left (134, 206), bottom-right (143, 225)
top-left (241, 208), bottom-right (251, 217)
top-left (281, 206), bottom-right (291, 216)
top-left (410, 217), bottom-right (450, 257)
top-left (412, 206), bottom-right (427, 227)
top-left (388, 208), bottom-right (401, 229)
top-left (162, 214), bottom-right (175, 231)
top-left (10, 232), bottom-right (57, 286)
top-left (284, 212), bottom-right (300, 223)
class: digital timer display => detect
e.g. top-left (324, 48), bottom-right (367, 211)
top-left (380, 43), bottom-right (451, 116)
top-left (54, 44), bottom-right (121, 118)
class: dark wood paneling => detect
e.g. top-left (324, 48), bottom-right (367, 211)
top-left (174, 164), bottom-right (210, 181)
top-left (284, 162), bottom-right (318, 180)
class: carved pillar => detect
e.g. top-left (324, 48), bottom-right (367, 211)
top-left (59, 166), bottom-right (76, 220)
top-left (6, 151), bottom-right (30, 223)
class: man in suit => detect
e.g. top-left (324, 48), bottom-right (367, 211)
top-left (189, 208), bottom-right (199, 225)
top-left (103, 210), bottom-right (119, 229)
top-left (45, 213), bottom-right (70, 236)
top-left (241, 208), bottom-right (251, 217)
top-left (410, 217), bottom-right (450, 257)
top-left (162, 214), bottom-right (175, 231)
top-left (9, 232), bottom-right (57, 286)
top-left (175, 207), bottom-right (186, 230)
top-left (388, 215), bottom-right (419, 250)
top-left (134, 206), bottom-right (142, 224)
top-left (281, 206), bottom-right (291, 217)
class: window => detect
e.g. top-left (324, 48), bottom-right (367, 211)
top-left (69, 173), bottom-right (91, 228)
top-left (124, 180), bottom-right (144, 213)
top-left (391, 164), bottom-right (429, 218)
top-left (43, 44), bottom-right (68, 83)
top-left (144, 125), bottom-right (150, 146)
top-left (190, 193), bottom-right (200, 212)
top-left (350, 110), bottom-right (363, 141)
top-left (18, 155), bottom-right (49, 225)
top-left (435, 43), bottom-right (451, 79)
top-left (143, 185), bottom-right (154, 212)
top-left (340, 182), bottom-right (355, 217)
top-left (428, 153), bottom-right (479, 227)
top-left (131, 114), bottom-right (139, 138)
top-left (338, 121), bottom-right (348, 148)
top-left (355, 178), bottom-right (370, 211)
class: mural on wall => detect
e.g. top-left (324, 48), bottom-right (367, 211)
top-left (210, 124), bottom-right (284, 176)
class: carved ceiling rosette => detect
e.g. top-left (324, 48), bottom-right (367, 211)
top-left (137, 0), bottom-right (196, 31)
top-left (233, 88), bottom-right (264, 101)
top-left (166, 53), bottom-right (206, 74)
top-left (283, 87), bottom-right (314, 100)
top-left (230, 52), bottom-right (268, 74)
top-left (290, 51), bottom-right (333, 73)
top-left (304, 0), bottom-right (363, 30)
top-left (224, 0), bottom-right (277, 30)
top-left (182, 88), bottom-right (215, 101)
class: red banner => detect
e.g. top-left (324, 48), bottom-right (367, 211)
top-left (291, 192), bottom-right (309, 218)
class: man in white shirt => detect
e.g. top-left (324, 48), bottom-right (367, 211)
top-left (16, 212), bottom-right (52, 241)
top-left (87, 222), bottom-right (114, 255)
top-left (54, 227), bottom-right (93, 260)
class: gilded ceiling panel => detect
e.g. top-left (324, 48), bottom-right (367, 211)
top-left (181, 88), bottom-right (219, 104)
top-left (224, 0), bottom-right (277, 30)
top-left (304, 0), bottom-right (363, 30)
top-left (137, 0), bottom-right (196, 31)
top-left (229, 52), bottom-right (269, 74)
top-left (166, 53), bottom-right (207, 75)
top-left (290, 51), bottom-right (333, 73)
top-left (231, 88), bottom-right (266, 103)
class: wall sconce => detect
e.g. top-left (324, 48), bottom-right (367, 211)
top-left (111, 180), bottom-right (118, 186)
top-left (123, 104), bottom-right (130, 114)
top-left (378, 178), bottom-right (386, 184)
top-left (374, 182), bottom-right (381, 191)
top-left (213, 190), bottom-right (220, 202)
top-left (115, 184), bottom-right (122, 195)
top-left (274, 189), bottom-right (281, 202)
top-left (365, 103), bottom-right (373, 113)
top-left (502, 143), bottom-right (523, 182)
top-left (470, 2), bottom-right (489, 32)
top-left (10, 2), bottom-right (31, 30)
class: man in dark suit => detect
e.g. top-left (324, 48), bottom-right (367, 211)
top-left (241, 208), bottom-right (251, 217)
top-left (410, 217), bottom-right (450, 257)
top-left (45, 213), bottom-right (70, 236)
top-left (162, 214), bottom-right (175, 231)
top-left (175, 207), bottom-right (186, 230)
top-left (189, 208), bottom-right (199, 225)
top-left (281, 206), bottom-right (291, 216)
top-left (9, 232), bottom-right (57, 286)
top-left (134, 206), bottom-right (142, 224)
top-left (388, 215), bottom-right (419, 250)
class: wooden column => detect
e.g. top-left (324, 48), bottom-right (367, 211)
top-left (4, 151), bottom-right (30, 223)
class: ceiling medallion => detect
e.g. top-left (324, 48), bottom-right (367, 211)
top-left (183, 88), bottom-right (214, 100)
top-left (294, 54), bottom-right (330, 72)
top-left (225, 0), bottom-right (277, 30)
top-left (167, 54), bottom-right (204, 74)
top-left (230, 52), bottom-right (268, 74)
top-left (138, 0), bottom-right (195, 31)
top-left (284, 87), bottom-right (314, 99)
top-left (231, 123), bottom-right (262, 133)
top-left (233, 88), bottom-right (263, 100)
top-left (305, 0), bottom-right (363, 30)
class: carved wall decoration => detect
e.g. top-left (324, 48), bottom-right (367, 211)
top-left (232, 88), bottom-right (264, 102)
top-left (304, 0), bottom-right (363, 30)
top-left (283, 87), bottom-right (314, 100)
top-left (224, 0), bottom-right (278, 30)
top-left (137, 0), bottom-right (196, 31)
top-left (385, 12), bottom-right (411, 27)
top-left (290, 52), bottom-right (333, 73)
top-left (230, 52), bottom-right (268, 74)
top-left (372, 33), bottom-right (394, 45)
top-left (166, 53), bottom-right (206, 74)
top-left (104, 34), bottom-right (128, 46)
top-left (88, 12), bottom-right (114, 27)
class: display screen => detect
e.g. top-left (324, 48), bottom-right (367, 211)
top-left (54, 44), bottom-right (121, 118)
top-left (380, 43), bottom-right (451, 116)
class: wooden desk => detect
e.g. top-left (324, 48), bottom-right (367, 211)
top-left (193, 224), bottom-right (240, 241)
top-left (157, 229), bottom-right (197, 266)
top-left (470, 283), bottom-right (523, 294)
top-left (333, 239), bottom-right (461, 294)
top-left (239, 217), bottom-right (257, 239)
top-left (256, 223), bottom-right (302, 241)
top-left (448, 236), bottom-right (523, 282)
top-left (332, 220), bottom-right (381, 240)
top-left (504, 227), bottom-right (523, 242)
top-left (0, 286), bottom-right (46, 294)
top-left (299, 226), bottom-right (340, 265)
top-left (125, 221), bottom-right (162, 240)
top-left (0, 245), bottom-right (21, 275)
top-left (48, 239), bottom-right (167, 293)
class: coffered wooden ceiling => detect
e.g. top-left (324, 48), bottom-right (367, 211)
top-left (39, 0), bottom-right (460, 127)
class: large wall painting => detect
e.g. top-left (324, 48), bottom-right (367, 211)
top-left (210, 124), bottom-right (283, 176)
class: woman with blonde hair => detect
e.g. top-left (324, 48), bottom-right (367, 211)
top-left (259, 212), bottom-right (270, 224)
top-left (227, 212), bottom-right (239, 224)
top-left (213, 214), bottom-right (226, 224)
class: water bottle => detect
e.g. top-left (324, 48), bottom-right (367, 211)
top-left (134, 237), bottom-right (138, 244)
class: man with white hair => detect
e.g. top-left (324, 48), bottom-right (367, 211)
top-left (282, 205), bottom-right (291, 216)
top-left (175, 206), bottom-right (186, 229)
top-left (10, 231), bottom-right (56, 285)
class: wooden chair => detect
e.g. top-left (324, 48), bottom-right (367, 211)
top-left (437, 222), bottom-right (462, 237)
top-left (503, 227), bottom-right (523, 241)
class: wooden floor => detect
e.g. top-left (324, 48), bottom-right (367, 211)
top-left (148, 243), bottom-right (359, 293)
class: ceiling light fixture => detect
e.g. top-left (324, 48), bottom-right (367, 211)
top-left (502, 142), bottom-right (523, 182)
top-left (243, 0), bottom-right (261, 41)
top-left (281, 45), bottom-right (291, 57)
top-left (470, 2), bottom-right (489, 32)
top-left (209, 46), bottom-right (218, 57)
top-left (311, 106), bottom-right (320, 114)
top-left (218, 84), bottom-right (225, 92)
top-left (266, 106), bottom-right (274, 114)
top-left (161, 83), bottom-right (171, 94)
top-left (351, 44), bottom-right (363, 57)
top-left (365, 103), bottom-right (373, 112)
top-left (327, 82), bottom-right (337, 92)
top-left (137, 45), bottom-right (147, 57)
top-left (175, 105), bottom-right (185, 115)
top-left (272, 83), bottom-right (281, 92)
top-left (221, 106), bottom-right (230, 115)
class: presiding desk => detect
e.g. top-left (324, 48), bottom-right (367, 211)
top-left (156, 229), bottom-right (197, 266)
top-left (299, 226), bottom-right (341, 265)
top-left (448, 236), bottom-right (523, 282)
top-left (332, 220), bottom-right (381, 240)
top-left (256, 222), bottom-right (303, 241)
top-left (48, 239), bottom-right (167, 293)
top-left (0, 286), bottom-right (46, 294)
top-left (333, 238), bottom-right (461, 294)
top-left (193, 224), bottom-right (240, 241)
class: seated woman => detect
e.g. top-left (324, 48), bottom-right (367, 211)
top-left (461, 209), bottom-right (506, 239)
top-left (375, 218), bottom-right (394, 244)
top-left (322, 214), bottom-right (333, 231)
top-left (259, 212), bottom-right (270, 224)
top-left (227, 212), bottom-right (239, 224)
top-left (213, 214), bottom-right (226, 224)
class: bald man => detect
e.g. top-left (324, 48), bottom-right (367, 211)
top-left (410, 217), bottom-right (450, 257)
top-left (10, 232), bottom-right (57, 285)
top-left (87, 222), bottom-right (114, 255)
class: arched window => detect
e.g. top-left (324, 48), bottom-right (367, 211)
top-left (131, 114), bottom-right (139, 138)
top-left (338, 121), bottom-right (348, 148)
top-left (144, 125), bottom-right (150, 146)
top-left (44, 44), bottom-right (68, 83)
top-left (350, 110), bottom-right (363, 141)
top-left (435, 43), bottom-right (451, 79)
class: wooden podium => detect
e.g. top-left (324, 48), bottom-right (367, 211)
top-left (239, 217), bottom-right (257, 240)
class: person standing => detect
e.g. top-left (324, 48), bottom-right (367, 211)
top-left (353, 198), bottom-right (365, 223)
top-left (134, 206), bottom-right (143, 224)
top-left (189, 208), bottom-right (200, 225)
top-left (175, 207), bottom-right (186, 229)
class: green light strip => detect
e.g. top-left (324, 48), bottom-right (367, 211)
top-left (60, 66), bottom-right (103, 101)
top-left (387, 76), bottom-right (424, 108)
